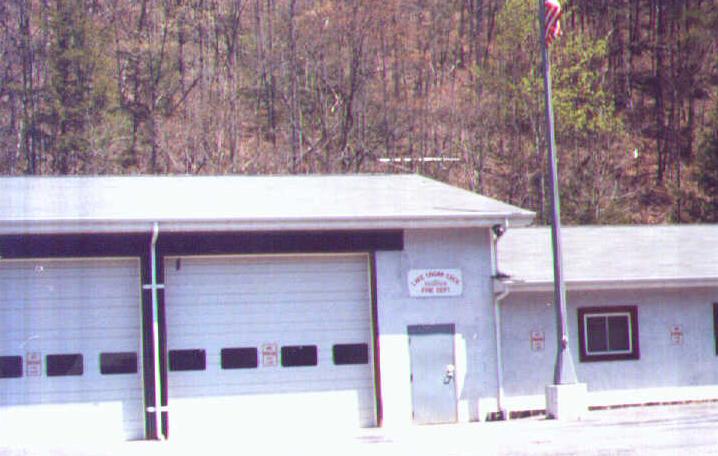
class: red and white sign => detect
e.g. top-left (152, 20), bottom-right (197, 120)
top-left (261, 343), bottom-right (279, 367)
top-left (26, 352), bottom-right (42, 377)
top-left (670, 325), bottom-right (683, 345)
top-left (408, 269), bottom-right (463, 297)
top-left (530, 330), bottom-right (545, 352)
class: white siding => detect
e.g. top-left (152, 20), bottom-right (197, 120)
top-left (0, 258), bottom-right (144, 442)
top-left (164, 254), bottom-right (375, 437)
top-left (501, 288), bottom-right (718, 411)
top-left (375, 228), bottom-right (498, 426)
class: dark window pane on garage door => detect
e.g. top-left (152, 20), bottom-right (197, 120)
top-left (281, 345), bottom-right (317, 367)
top-left (100, 352), bottom-right (138, 375)
top-left (333, 344), bottom-right (369, 365)
top-left (47, 354), bottom-right (83, 376)
top-left (221, 347), bottom-right (258, 369)
top-left (0, 356), bottom-right (23, 378)
top-left (169, 349), bottom-right (206, 371)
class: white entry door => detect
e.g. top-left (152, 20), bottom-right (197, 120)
top-left (408, 324), bottom-right (458, 425)
top-left (164, 253), bottom-right (376, 437)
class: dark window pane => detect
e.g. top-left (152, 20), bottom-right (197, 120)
top-left (281, 345), bottom-right (317, 367)
top-left (100, 352), bottom-right (138, 375)
top-left (333, 344), bottom-right (369, 365)
top-left (586, 316), bottom-right (608, 353)
top-left (169, 349), bottom-right (206, 371)
top-left (47, 354), bottom-right (83, 377)
top-left (0, 356), bottom-right (23, 378)
top-left (221, 347), bottom-right (258, 369)
top-left (608, 316), bottom-right (630, 351)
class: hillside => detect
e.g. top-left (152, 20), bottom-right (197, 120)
top-left (1, 0), bottom-right (717, 224)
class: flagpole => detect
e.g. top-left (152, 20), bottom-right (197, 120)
top-left (539, 0), bottom-right (578, 386)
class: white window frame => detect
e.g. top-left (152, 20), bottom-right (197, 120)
top-left (582, 312), bottom-right (633, 356)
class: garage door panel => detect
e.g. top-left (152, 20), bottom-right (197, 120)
top-left (3, 309), bottom-right (140, 331)
top-left (167, 290), bottom-right (370, 307)
top-left (0, 296), bottom-right (138, 313)
top-left (2, 386), bottom-right (144, 405)
top-left (165, 254), bottom-right (376, 432)
top-left (168, 312), bottom-right (370, 331)
top-left (0, 403), bottom-right (144, 443)
top-left (171, 255), bottom-right (365, 272)
top-left (0, 277), bottom-right (139, 299)
top-left (3, 329), bottom-right (142, 348)
top-left (0, 258), bottom-right (144, 442)
top-left (170, 325), bottom-right (370, 341)
top-left (169, 392), bottom-right (371, 438)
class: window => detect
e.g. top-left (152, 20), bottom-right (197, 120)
top-left (578, 306), bottom-right (639, 362)
top-left (281, 345), bottom-right (317, 367)
top-left (221, 347), bottom-right (258, 369)
top-left (100, 352), bottom-right (138, 375)
top-left (332, 344), bottom-right (369, 365)
top-left (169, 349), bottom-right (206, 371)
top-left (47, 354), bottom-right (84, 376)
top-left (0, 356), bottom-right (23, 378)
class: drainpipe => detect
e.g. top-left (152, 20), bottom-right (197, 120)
top-left (493, 285), bottom-right (509, 420)
top-left (491, 222), bottom-right (509, 420)
top-left (150, 223), bottom-right (164, 440)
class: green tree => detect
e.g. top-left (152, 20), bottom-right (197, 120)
top-left (691, 109), bottom-right (718, 222)
top-left (46, 0), bottom-right (103, 174)
top-left (486, 0), bottom-right (630, 224)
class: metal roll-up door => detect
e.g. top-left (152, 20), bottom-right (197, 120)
top-left (0, 258), bottom-right (144, 442)
top-left (164, 254), bottom-right (376, 437)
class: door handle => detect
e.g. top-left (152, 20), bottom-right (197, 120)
top-left (443, 364), bottom-right (455, 384)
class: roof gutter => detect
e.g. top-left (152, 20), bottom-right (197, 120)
top-left (0, 213), bottom-right (535, 235)
top-left (499, 276), bottom-right (718, 293)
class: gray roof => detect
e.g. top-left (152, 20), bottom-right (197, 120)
top-left (498, 225), bottom-right (718, 290)
top-left (0, 174), bottom-right (534, 234)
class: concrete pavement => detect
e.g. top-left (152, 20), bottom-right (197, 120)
top-left (2, 402), bottom-right (718, 455)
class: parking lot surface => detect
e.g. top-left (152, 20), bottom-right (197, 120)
top-left (2, 402), bottom-right (718, 455)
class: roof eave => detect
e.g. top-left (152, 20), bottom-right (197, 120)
top-left (0, 212), bottom-right (535, 235)
top-left (497, 276), bottom-right (718, 293)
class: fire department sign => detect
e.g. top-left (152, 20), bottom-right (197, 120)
top-left (408, 269), bottom-right (463, 297)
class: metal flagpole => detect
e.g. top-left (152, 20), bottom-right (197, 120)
top-left (539, 0), bottom-right (578, 385)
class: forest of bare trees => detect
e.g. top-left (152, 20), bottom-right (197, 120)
top-left (1, 0), bottom-right (717, 224)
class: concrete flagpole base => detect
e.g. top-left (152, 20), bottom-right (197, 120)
top-left (545, 383), bottom-right (588, 420)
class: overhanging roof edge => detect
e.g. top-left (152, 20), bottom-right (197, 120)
top-left (498, 276), bottom-right (718, 293)
top-left (0, 211), bottom-right (535, 235)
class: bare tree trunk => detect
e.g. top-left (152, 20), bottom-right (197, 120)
top-left (18, 0), bottom-right (38, 174)
top-left (266, 0), bottom-right (277, 146)
top-left (287, 0), bottom-right (300, 173)
top-left (654, 0), bottom-right (666, 184)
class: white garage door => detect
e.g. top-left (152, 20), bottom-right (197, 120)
top-left (164, 254), bottom-right (376, 437)
top-left (0, 258), bottom-right (145, 443)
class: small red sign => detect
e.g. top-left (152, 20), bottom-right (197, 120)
top-left (670, 325), bottom-right (683, 345)
top-left (530, 330), bottom-right (545, 352)
top-left (261, 343), bottom-right (278, 367)
top-left (26, 352), bottom-right (42, 377)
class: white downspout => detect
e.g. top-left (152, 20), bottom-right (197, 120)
top-left (490, 222), bottom-right (509, 420)
top-left (494, 285), bottom-right (509, 419)
top-left (150, 223), bottom-right (164, 440)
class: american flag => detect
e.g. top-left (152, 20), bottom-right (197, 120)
top-left (544, 0), bottom-right (562, 46)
